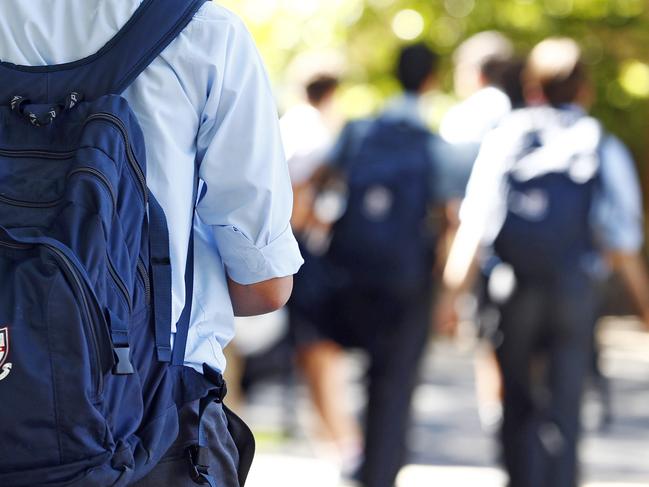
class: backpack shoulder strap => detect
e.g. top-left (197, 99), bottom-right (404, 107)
top-left (90, 0), bottom-right (209, 96)
top-left (332, 119), bottom-right (374, 172)
top-left (0, 0), bottom-right (208, 103)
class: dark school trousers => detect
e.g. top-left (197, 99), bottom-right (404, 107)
top-left (132, 400), bottom-right (252, 487)
top-left (330, 286), bottom-right (433, 487)
top-left (495, 271), bottom-right (597, 487)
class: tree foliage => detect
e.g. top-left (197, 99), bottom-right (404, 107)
top-left (221, 0), bottom-right (649, 207)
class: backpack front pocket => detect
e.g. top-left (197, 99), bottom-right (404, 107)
top-left (0, 238), bottom-right (114, 472)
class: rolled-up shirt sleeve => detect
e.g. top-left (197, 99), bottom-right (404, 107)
top-left (592, 136), bottom-right (644, 252)
top-left (193, 13), bottom-right (303, 284)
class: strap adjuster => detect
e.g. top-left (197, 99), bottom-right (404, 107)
top-left (113, 347), bottom-right (135, 375)
top-left (187, 445), bottom-right (211, 485)
top-left (202, 364), bottom-right (228, 402)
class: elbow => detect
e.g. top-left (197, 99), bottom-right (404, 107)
top-left (261, 276), bottom-right (294, 312)
top-left (229, 275), bottom-right (294, 317)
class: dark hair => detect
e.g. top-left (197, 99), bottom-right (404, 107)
top-left (525, 38), bottom-right (586, 107)
top-left (491, 58), bottom-right (526, 108)
top-left (537, 63), bottom-right (585, 106)
top-left (481, 58), bottom-right (508, 86)
top-left (306, 75), bottom-right (339, 106)
top-left (396, 43), bottom-right (439, 93)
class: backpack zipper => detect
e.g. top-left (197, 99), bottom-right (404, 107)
top-left (0, 167), bottom-right (116, 212)
top-left (0, 148), bottom-right (76, 159)
top-left (0, 241), bottom-right (30, 250)
top-left (0, 240), bottom-right (106, 396)
top-left (107, 256), bottom-right (133, 313)
top-left (1, 165), bottom-right (125, 315)
top-left (1, 111), bottom-right (149, 207)
top-left (48, 244), bottom-right (106, 396)
top-left (137, 257), bottom-right (151, 305)
top-left (0, 194), bottom-right (62, 208)
top-left (85, 113), bottom-right (148, 204)
top-left (0, 149), bottom-right (72, 208)
top-left (68, 167), bottom-right (117, 214)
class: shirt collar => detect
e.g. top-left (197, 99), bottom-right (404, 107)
top-left (381, 93), bottom-right (427, 129)
top-left (557, 103), bottom-right (587, 116)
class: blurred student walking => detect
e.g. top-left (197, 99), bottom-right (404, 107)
top-left (321, 44), bottom-right (457, 487)
top-left (439, 32), bottom-right (523, 432)
top-left (440, 31), bottom-right (515, 146)
top-left (438, 38), bottom-right (649, 487)
top-left (281, 74), bottom-right (363, 469)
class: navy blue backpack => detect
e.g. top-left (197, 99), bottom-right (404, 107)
top-left (493, 112), bottom-right (602, 279)
top-left (0, 2), bottom-right (249, 486)
top-left (328, 118), bottom-right (436, 293)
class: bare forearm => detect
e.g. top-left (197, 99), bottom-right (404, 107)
top-left (227, 276), bottom-right (294, 317)
top-left (442, 221), bottom-right (481, 293)
top-left (608, 251), bottom-right (649, 326)
top-left (435, 221), bottom-right (481, 336)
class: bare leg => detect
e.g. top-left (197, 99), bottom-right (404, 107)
top-left (223, 344), bottom-right (244, 409)
top-left (296, 341), bottom-right (362, 465)
top-left (474, 343), bottom-right (504, 432)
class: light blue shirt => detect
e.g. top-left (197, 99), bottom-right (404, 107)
top-left (330, 94), bottom-right (463, 203)
top-left (0, 1), bottom-right (303, 372)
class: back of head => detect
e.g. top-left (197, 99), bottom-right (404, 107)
top-left (453, 31), bottom-right (514, 98)
top-left (305, 74), bottom-right (339, 107)
top-left (396, 43), bottom-right (439, 94)
top-left (499, 58), bottom-right (526, 109)
top-left (524, 38), bottom-right (585, 107)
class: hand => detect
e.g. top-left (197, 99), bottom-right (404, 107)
top-left (641, 310), bottom-right (649, 333)
top-left (434, 289), bottom-right (460, 338)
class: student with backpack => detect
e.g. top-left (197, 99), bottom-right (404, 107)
top-left (318, 44), bottom-right (457, 487)
top-left (437, 38), bottom-right (649, 487)
top-left (281, 73), bottom-right (365, 471)
top-left (0, 2), bottom-right (302, 486)
top-left (439, 31), bottom-right (525, 433)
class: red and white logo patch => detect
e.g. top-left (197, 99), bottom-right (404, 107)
top-left (0, 327), bottom-right (12, 381)
top-left (0, 327), bottom-right (8, 366)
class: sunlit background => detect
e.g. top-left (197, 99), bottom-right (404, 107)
top-left (217, 1), bottom-right (649, 485)
top-left (221, 0), bottom-right (649, 212)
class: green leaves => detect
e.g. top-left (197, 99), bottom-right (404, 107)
top-left (222, 0), bottom-right (649, 178)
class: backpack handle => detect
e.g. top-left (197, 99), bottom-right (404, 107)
top-left (9, 92), bottom-right (83, 127)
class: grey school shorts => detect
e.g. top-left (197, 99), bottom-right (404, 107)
top-left (132, 399), bottom-right (254, 487)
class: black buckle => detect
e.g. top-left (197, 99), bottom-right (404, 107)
top-left (187, 445), bottom-right (211, 485)
top-left (216, 381), bottom-right (227, 403)
top-left (202, 363), bottom-right (228, 402)
top-left (113, 347), bottom-right (135, 375)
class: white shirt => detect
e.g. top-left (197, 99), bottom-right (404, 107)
top-left (440, 86), bottom-right (512, 145)
top-left (0, 1), bottom-right (303, 372)
top-left (280, 104), bottom-right (335, 185)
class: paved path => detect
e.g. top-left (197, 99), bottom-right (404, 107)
top-left (238, 317), bottom-right (649, 486)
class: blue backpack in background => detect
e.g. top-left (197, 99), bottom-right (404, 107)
top-left (328, 118), bottom-right (436, 293)
top-left (493, 109), bottom-right (603, 279)
top-left (0, 2), bottom-right (242, 486)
